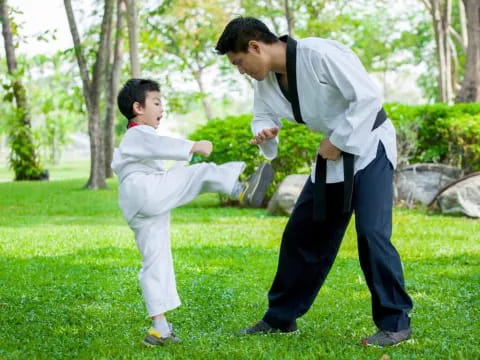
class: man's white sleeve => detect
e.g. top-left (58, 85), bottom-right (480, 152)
top-left (251, 89), bottom-right (282, 160)
top-left (120, 126), bottom-right (194, 161)
top-left (312, 47), bottom-right (382, 156)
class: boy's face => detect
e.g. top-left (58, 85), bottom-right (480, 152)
top-left (134, 91), bottom-right (163, 129)
top-left (227, 41), bottom-right (270, 81)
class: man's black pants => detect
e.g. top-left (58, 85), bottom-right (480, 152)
top-left (263, 143), bottom-right (413, 332)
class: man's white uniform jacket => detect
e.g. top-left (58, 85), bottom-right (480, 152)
top-left (252, 36), bottom-right (397, 184)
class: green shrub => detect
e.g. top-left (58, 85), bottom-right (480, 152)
top-left (385, 103), bottom-right (480, 172)
top-left (190, 104), bottom-right (480, 205)
top-left (384, 103), bottom-right (422, 168)
top-left (189, 114), bottom-right (322, 203)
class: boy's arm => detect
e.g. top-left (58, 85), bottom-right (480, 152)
top-left (120, 126), bottom-right (195, 161)
top-left (191, 140), bottom-right (212, 156)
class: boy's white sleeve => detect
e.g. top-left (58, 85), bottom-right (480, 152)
top-left (251, 89), bottom-right (282, 160)
top-left (119, 126), bottom-right (194, 161)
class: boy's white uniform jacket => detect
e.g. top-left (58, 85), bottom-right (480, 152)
top-left (111, 125), bottom-right (194, 223)
top-left (252, 37), bottom-right (397, 183)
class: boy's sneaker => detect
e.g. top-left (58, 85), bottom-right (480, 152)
top-left (143, 327), bottom-right (180, 347)
top-left (361, 327), bottom-right (412, 347)
top-left (238, 163), bottom-right (274, 207)
top-left (239, 319), bottom-right (297, 335)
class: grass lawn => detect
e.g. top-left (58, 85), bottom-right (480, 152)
top-left (0, 177), bottom-right (479, 359)
top-left (0, 160), bottom-right (90, 183)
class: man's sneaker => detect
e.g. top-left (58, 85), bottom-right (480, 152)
top-left (361, 327), bottom-right (412, 347)
top-left (238, 163), bottom-right (274, 207)
top-left (143, 327), bottom-right (180, 347)
top-left (239, 319), bottom-right (297, 335)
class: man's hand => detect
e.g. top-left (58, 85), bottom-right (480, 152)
top-left (318, 138), bottom-right (341, 160)
top-left (191, 140), bottom-right (213, 156)
top-left (249, 127), bottom-right (279, 145)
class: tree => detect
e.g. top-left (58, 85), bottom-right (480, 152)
top-left (240, 0), bottom-right (299, 35)
top-left (29, 52), bottom-right (85, 164)
top-left (420, 0), bottom-right (473, 103)
top-left (428, 0), bottom-right (454, 103)
top-left (456, 0), bottom-right (480, 102)
top-left (104, 0), bottom-right (125, 178)
top-left (64, 0), bottom-right (114, 189)
top-left (145, 0), bottom-right (234, 121)
top-left (0, 0), bottom-right (45, 180)
top-left (125, 0), bottom-right (140, 77)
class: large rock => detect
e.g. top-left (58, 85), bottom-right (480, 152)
top-left (267, 174), bottom-right (308, 216)
top-left (432, 172), bottom-right (480, 218)
top-left (394, 163), bottom-right (464, 206)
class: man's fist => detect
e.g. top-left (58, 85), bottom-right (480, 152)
top-left (318, 139), bottom-right (341, 160)
top-left (249, 127), bottom-right (279, 145)
top-left (192, 140), bottom-right (213, 156)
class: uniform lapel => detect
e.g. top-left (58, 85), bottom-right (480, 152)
top-left (278, 35), bottom-right (305, 125)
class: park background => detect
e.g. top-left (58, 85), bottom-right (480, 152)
top-left (0, 0), bottom-right (479, 359)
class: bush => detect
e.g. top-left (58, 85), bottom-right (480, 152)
top-left (384, 103), bottom-right (422, 168)
top-left (189, 114), bottom-right (322, 203)
top-left (385, 103), bottom-right (480, 172)
top-left (190, 104), bottom-right (480, 205)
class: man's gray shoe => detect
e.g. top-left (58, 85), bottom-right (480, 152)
top-left (239, 319), bottom-right (297, 335)
top-left (361, 327), bottom-right (412, 347)
top-left (239, 163), bottom-right (274, 207)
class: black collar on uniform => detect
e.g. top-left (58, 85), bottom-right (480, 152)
top-left (275, 35), bottom-right (305, 124)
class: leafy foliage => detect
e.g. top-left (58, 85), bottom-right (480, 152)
top-left (189, 114), bottom-right (322, 203)
top-left (385, 102), bottom-right (480, 171)
top-left (7, 109), bottom-right (45, 180)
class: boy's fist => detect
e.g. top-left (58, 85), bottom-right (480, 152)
top-left (192, 140), bottom-right (213, 156)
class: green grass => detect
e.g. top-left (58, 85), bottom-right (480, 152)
top-left (0, 160), bottom-right (90, 182)
top-left (0, 179), bottom-right (479, 359)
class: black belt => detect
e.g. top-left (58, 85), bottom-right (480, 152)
top-left (313, 108), bottom-right (387, 222)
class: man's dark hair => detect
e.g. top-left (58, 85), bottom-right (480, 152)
top-left (117, 78), bottom-right (160, 120)
top-left (215, 17), bottom-right (278, 55)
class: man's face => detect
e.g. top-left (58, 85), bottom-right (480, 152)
top-left (227, 42), bottom-right (269, 81)
top-left (135, 91), bottom-right (163, 129)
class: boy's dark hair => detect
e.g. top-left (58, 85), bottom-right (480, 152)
top-left (215, 17), bottom-right (278, 55)
top-left (117, 78), bottom-right (160, 120)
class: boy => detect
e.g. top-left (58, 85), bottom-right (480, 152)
top-left (111, 78), bottom-right (273, 346)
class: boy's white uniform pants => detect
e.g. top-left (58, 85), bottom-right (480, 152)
top-left (126, 161), bottom-right (245, 317)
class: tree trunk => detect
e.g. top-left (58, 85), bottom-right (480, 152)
top-left (125, 0), bottom-right (140, 77)
top-left (430, 0), bottom-right (454, 103)
top-left (86, 108), bottom-right (105, 188)
top-left (284, 0), bottom-right (294, 36)
top-left (105, 0), bottom-right (125, 177)
top-left (64, 0), bottom-right (114, 189)
top-left (194, 69), bottom-right (212, 120)
top-left (443, 0), bottom-right (453, 102)
top-left (458, 0), bottom-right (468, 48)
top-left (456, 0), bottom-right (480, 102)
top-left (1, 0), bottom-right (44, 180)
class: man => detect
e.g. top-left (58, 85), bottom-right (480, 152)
top-left (215, 17), bottom-right (413, 347)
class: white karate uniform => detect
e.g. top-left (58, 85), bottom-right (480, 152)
top-left (251, 37), bottom-right (397, 183)
top-left (111, 125), bottom-right (245, 316)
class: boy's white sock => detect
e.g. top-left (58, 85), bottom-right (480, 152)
top-left (153, 318), bottom-right (171, 337)
top-left (231, 181), bottom-right (245, 198)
